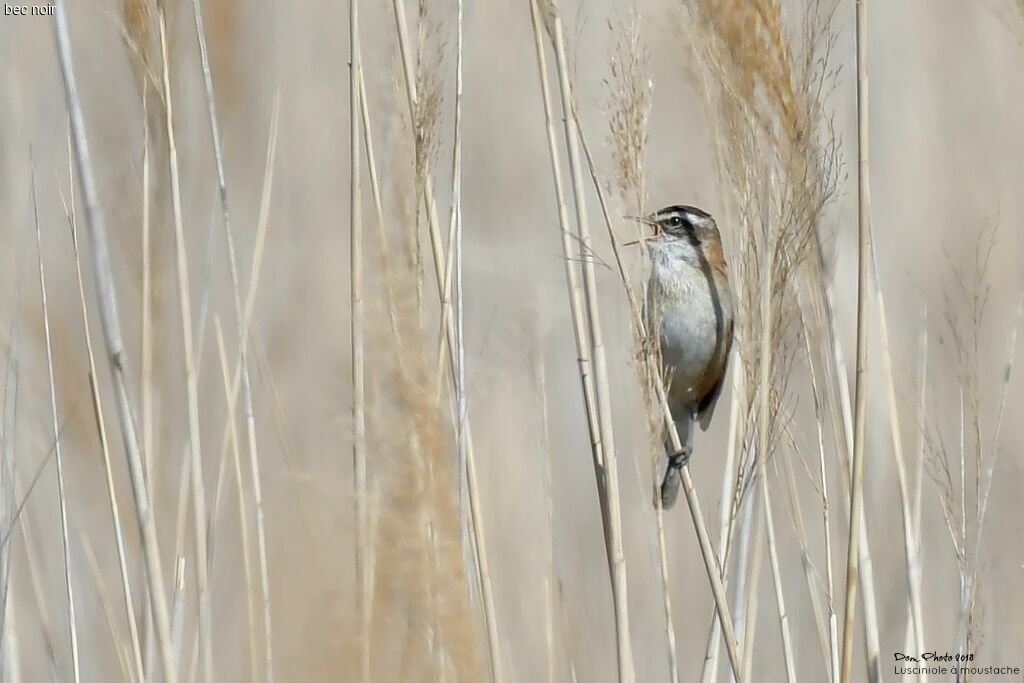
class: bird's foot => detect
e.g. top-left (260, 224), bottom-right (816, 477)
top-left (656, 446), bottom-right (692, 510)
top-left (667, 445), bottom-right (692, 471)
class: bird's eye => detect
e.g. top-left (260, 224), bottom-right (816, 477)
top-left (669, 217), bottom-right (682, 227)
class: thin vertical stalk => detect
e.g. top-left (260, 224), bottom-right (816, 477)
top-left (546, 9), bottom-right (633, 679)
top-left (709, 487), bottom-right (751, 683)
top-left (15, 465), bottom-right (68, 683)
top-left (840, 0), bottom-right (871, 679)
top-left (528, 36), bottom-right (653, 673)
top-left (804, 327), bottom-right (839, 683)
top-left (140, 88), bottom-right (156, 675)
top-left (869, 232), bottom-right (925, 677)
top-left (1, 248), bottom-right (25, 683)
top-left (778, 428), bottom-right (832, 675)
top-left (389, 2), bottom-right (500, 678)
top-left (191, 0), bottom-right (279, 677)
top-left (755, 221), bottom-right (795, 683)
top-left (62, 150), bottom-right (146, 683)
top-left (355, 48), bottom-right (387, 635)
top-left (141, 88), bottom-right (155, 488)
top-left (158, 13), bottom-right (214, 682)
top-left (169, 557), bottom-right (187, 668)
top-left (954, 287), bottom-right (1024, 658)
top-left (824, 285), bottom-right (882, 680)
top-left (760, 473), bottom-right (796, 683)
top-left (51, 6), bottom-right (177, 679)
top-left (356, 60), bottom-right (397, 339)
top-left (903, 306), bottom-right (928, 660)
top-left (699, 369), bottom-right (742, 683)
top-left (213, 320), bottom-right (259, 683)
top-left (534, 344), bottom-right (557, 683)
top-left (76, 531), bottom-right (133, 682)
top-left (347, 1), bottom-right (368, 681)
top-left (526, 0), bottom-right (604, 476)
top-left (205, 96), bottom-right (280, 683)
top-left (32, 165), bottom-right (81, 683)
top-left (652, 499), bottom-right (679, 683)
top-left (738, 501), bottom-right (764, 683)
top-left (453, 0), bottom-right (470, 612)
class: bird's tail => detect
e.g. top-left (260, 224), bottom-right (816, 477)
top-left (655, 414), bottom-right (693, 510)
top-left (658, 464), bottom-right (682, 509)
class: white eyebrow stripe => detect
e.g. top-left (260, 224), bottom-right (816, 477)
top-left (684, 211), bottom-right (711, 227)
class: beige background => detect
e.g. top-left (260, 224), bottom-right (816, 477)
top-left (1, 0), bottom-right (1022, 680)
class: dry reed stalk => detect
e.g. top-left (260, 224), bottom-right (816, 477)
top-left (546, 8), bottom-right (634, 679)
top-left (800, 319), bottom-right (839, 683)
top-left (1, 245), bottom-right (25, 683)
top-left (776, 420), bottom-right (831, 675)
top-left (31, 165), bottom-right (80, 683)
top-left (139, 87), bottom-right (156, 679)
top-left (369, 257), bottom-right (482, 682)
top-left (840, 0), bottom-right (871, 679)
top-left (532, 342), bottom-right (557, 683)
top-left (903, 307), bottom-right (927, 662)
top-left (452, 0), bottom-right (469, 603)
top-left (651, 502), bottom-right (679, 681)
top-left (120, 0), bottom-right (159, 494)
top-left (140, 87), bottom-right (156, 489)
top-left (357, 70), bottom-right (398, 339)
top-left (526, 0), bottom-right (604, 478)
top-left (699, 369), bottom-right (743, 683)
top-left (76, 530), bottom-right (133, 682)
top-left (213, 319), bottom-right (259, 682)
top-left (1, 600), bottom-right (18, 683)
top-left (60, 154), bottom-right (145, 683)
top-left (739, 500), bottom-right (764, 683)
top-left (389, 2), bottom-right (500, 677)
top-left (969, 285), bottom-right (1024, 580)
top-left (867, 225), bottom-right (926, 673)
top-left (348, 1), bottom-right (369, 680)
top-left (157, 13), bottom-right (215, 681)
top-left (207, 92), bottom-right (280, 683)
top-left (822, 284), bottom-right (882, 680)
top-left (754, 224), bottom-right (796, 682)
top-left (779, 252), bottom-right (883, 678)
top-left (430, 0), bottom-right (472, 635)
top-left (941, 279), bottom-right (1024, 661)
top-left (528, 0), bottom-right (625, 671)
top-left (13, 461), bottom-right (68, 680)
top-left (354, 53), bottom-right (390, 643)
top-left (169, 556), bottom-right (187, 668)
top-left (760, 474), bottom-right (796, 681)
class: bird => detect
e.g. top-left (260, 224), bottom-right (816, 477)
top-left (632, 204), bottom-right (734, 509)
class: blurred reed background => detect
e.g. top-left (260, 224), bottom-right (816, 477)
top-left (0, 0), bottom-right (1022, 681)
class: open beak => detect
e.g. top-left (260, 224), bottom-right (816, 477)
top-left (622, 214), bottom-right (661, 246)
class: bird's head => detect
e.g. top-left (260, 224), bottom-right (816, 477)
top-left (627, 204), bottom-right (720, 249)
top-left (633, 205), bottom-right (716, 240)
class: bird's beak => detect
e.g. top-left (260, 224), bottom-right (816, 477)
top-left (627, 214), bottom-right (658, 227)
top-left (622, 214), bottom-right (661, 246)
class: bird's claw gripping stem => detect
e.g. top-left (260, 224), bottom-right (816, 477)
top-left (667, 445), bottom-right (692, 470)
top-left (657, 446), bottom-right (692, 509)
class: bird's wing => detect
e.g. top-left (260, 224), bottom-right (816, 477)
top-left (697, 316), bottom-right (733, 431)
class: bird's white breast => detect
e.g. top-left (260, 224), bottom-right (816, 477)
top-left (645, 239), bottom-right (726, 409)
